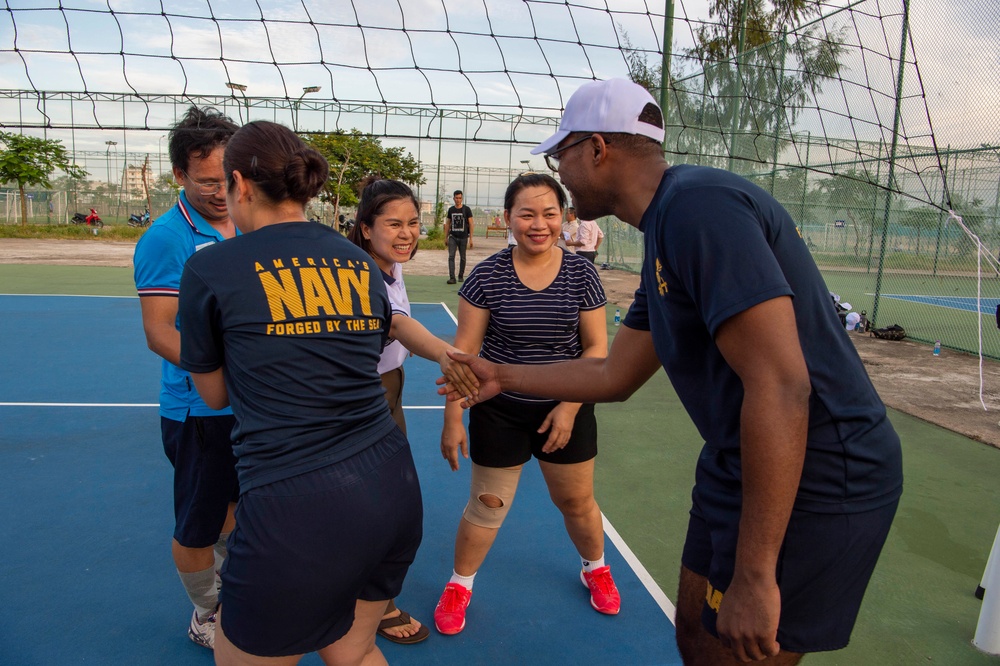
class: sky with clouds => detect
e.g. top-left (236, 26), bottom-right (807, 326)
top-left (0, 0), bottom-right (995, 199)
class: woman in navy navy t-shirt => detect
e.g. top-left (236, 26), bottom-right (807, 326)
top-left (179, 121), bottom-right (422, 663)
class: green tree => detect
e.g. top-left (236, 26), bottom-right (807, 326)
top-left (0, 131), bottom-right (87, 226)
top-left (816, 169), bottom-right (883, 259)
top-left (691, 0), bottom-right (824, 63)
top-left (153, 172), bottom-right (180, 195)
top-left (301, 130), bottom-right (424, 220)
top-left (899, 205), bottom-right (941, 256)
top-left (622, 2), bottom-right (844, 169)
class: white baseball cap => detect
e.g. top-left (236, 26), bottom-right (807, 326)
top-left (531, 78), bottom-right (665, 156)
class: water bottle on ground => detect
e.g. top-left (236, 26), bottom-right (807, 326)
top-left (614, 308), bottom-right (621, 326)
top-left (933, 340), bottom-right (941, 357)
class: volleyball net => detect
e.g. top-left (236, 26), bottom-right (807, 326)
top-left (2, 0), bottom-right (999, 361)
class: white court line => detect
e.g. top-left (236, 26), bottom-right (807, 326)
top-left (416, 301), bottom-right (679, 623)
top-left (6, 299), bottom-right (680, 624)
top-left (603, 513), bottom-right (677, 624)
top-left (3, 406), bottom-right (680, 623)
top-left (410, 301), bottom-right (458, 325)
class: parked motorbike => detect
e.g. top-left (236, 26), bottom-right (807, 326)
top-left (71, 208), bottom-right (104, 228)
top-left (128, 209), bottom-right (152, 228)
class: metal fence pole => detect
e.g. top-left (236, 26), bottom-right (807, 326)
top-left (799, 132), bottom-right (810, 224)
top-left (434, 110), bottom-right (443, 228)
top-left (726, 0), bottom-right (749, 173)
top-left (659, 0), bottom-right (675, 146)
top-left (871, 0), bottom-right (911, 326)
top-left (932, 147), bottom-right (950, 276)
top-left (866, 139), bottom-right (884, 272)
top-left (769, 29), bottom-right (788, 195)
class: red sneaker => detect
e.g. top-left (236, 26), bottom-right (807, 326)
top-left (581, 566), bottom-right (621, 615)
top-left (434, 582), bottom-right (472, 634)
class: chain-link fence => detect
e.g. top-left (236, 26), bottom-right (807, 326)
top-left (598, 0), bottom-right (1000, 359)
top-left (3, 0), bottom-right (997, 358)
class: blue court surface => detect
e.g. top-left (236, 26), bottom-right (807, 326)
top-left (882, 293), bottom-right (1000, 315)
top-left (0, 295), bottom-right (680, 665)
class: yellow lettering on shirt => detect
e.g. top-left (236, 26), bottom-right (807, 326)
top-left (656, 257), bottom-right (669, 296)
top-left (256, 256), bottom-right (379, 335)
top-left (319, 267), bottom-right (371, 316)
top-left (258, 268), bottom-right (305, 321)
top-left (705, 581), bottom-right (724, 613)
top-left (299, 267), bottom-right (337, 316)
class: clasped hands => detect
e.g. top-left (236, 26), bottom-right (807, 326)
top-left (436, 350), bottom-right (499, 408)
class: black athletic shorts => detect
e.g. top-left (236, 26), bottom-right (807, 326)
top-left (219, 427), bottom-right (423, 657)
top-left (161, 415), bottom-right (239, 548)
top-left (681, 447), bottom-right (900, 653)
top-left (469, 393), bottom-right (597, 467)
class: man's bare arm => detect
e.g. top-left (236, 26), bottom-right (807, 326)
top-left (712, 295), bottom-right (811, 661)
top-left (139, 296), bottom-right (181, 366)
top-left (442, 324), bottom-right (661, 406)
top-left (190, 368), bottom-right (229, 410)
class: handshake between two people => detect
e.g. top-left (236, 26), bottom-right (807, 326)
top-left (437, 350), bottom-right (500, 408)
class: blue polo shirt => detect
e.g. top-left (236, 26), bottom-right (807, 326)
top-left (133, 191), bottom-right (237, 421)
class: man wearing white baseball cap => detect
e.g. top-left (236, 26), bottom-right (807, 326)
top-left (446, 78), bottom-right (902, 664)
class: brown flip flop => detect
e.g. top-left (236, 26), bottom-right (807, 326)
top-left (377, 610), bottom-right (430, 644)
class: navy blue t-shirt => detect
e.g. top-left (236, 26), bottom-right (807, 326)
top-left (178, 222), bottom-right (397, 492)
top-left (623, 165), bottom-right (902, 513)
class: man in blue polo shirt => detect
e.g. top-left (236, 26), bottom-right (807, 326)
top-left (445, 79), bottom-right (902, 665)
top-left (133, 106), bottom-right (240, 650)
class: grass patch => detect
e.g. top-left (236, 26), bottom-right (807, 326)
top-left (0, 223), bottom-right (452, 248)
top-left (0, 224), bottom-right (148, 241)
top-left (417, 237), bottom-right (446, 251)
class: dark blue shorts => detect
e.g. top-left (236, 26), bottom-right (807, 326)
top-left (469, 394), bottom-right (597, 467)
top-left (681, 450), bottom-right (899, 653)
top-left (161, 415), bottom-right (240, 548)
top-left (219, 427), bottom-right (423, 657)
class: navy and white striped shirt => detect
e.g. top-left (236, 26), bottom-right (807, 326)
top-left (459, 247), bottom-right (607, 403)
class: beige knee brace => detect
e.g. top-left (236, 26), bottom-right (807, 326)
top-left (462, 463), bottom-right (522, 529)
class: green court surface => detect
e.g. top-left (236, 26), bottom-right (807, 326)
top-left (4, 263), bottom-right (1000, 664)
top-left (822, 268), bottom-right (1000, 359)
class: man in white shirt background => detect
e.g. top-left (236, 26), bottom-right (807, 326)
top-left (570, 215), bottom-right (604, 263)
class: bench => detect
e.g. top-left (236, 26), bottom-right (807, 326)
top-left (485, 222), bottom-right (508, 239)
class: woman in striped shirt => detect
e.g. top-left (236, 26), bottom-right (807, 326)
top-left (434, 173), bottom-right (620, 636)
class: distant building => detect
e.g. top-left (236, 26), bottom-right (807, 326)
top-left (123, 164), bottom-right (150, 198)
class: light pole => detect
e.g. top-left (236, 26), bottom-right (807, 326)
top-left (294, 85), bottom-right (321, 133)
top-left (519, 160), bottom-right (532, 173)
top-left (157, 134), bottom-right (166, 178)
top-left (225, 82), bottom-right (249, 123)
top-left (981, 144), bottom-right (1000, 234)
top-left (105, 140), bottom-right (118, 190)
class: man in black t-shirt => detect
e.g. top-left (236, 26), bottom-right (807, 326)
top-left (445, 190), bottom-right (474, 284)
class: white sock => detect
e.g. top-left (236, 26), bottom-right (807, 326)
top-left (214, 531), bottom-right (230, 570)
top-left (582, 555), bottom-right (606, 573)
top-left (449, 570), bottom-right (477, 591)
top-left (178, 566), bottom-right (218, 620)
